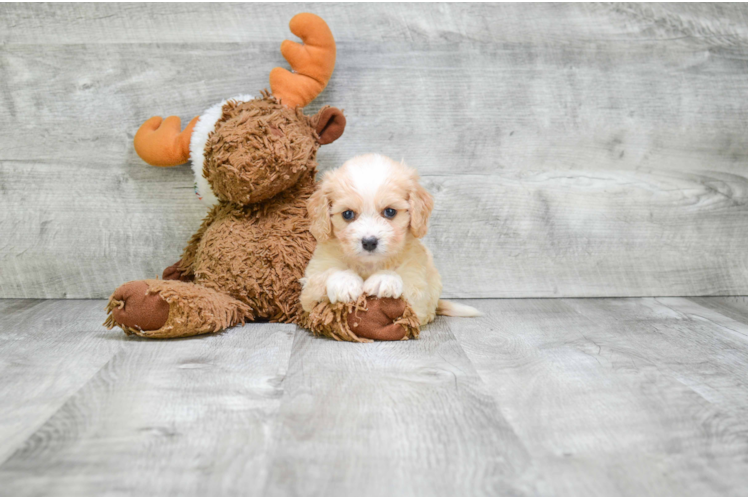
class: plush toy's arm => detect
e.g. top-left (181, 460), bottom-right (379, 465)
top-left (162, 260), bottom-right (192, 282)
top-left (302, 295), bottom-right (420, 343)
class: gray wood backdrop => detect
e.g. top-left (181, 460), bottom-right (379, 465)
top-left (1, 3), bottom-right (747, 299)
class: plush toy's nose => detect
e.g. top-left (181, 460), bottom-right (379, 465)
top-left (362, 236), bottom-right (378, 252)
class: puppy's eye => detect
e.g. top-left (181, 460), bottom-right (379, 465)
top-left (383, 208), bottom-right (397, 219)
top-left (342, 210), bottom-right (356, 221)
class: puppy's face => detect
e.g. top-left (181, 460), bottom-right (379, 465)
top-left (307, 154), bottom-right (434, 263)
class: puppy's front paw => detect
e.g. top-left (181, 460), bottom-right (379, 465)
top-left (326, 270), bottom-right (364, 304)
top-left (363, 271), bottom-right (403, 299)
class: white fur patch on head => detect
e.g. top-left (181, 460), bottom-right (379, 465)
top-left (189, 94), bottom-right (254, 207)
top-left (344, 153), bottom-right (393, 203)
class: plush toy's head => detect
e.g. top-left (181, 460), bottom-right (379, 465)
top-left (203, 95), bottom-right (344, 204)
top-left (133, 13), bottom-right (346, 206)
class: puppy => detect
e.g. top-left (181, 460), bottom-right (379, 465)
top-left (301, 153), bottom-right (480, 326)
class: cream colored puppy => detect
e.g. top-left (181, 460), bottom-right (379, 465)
top-left (301, 154), bottom-right (480, 326)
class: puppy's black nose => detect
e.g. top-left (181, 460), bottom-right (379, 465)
top-left (362, 236), bottom-right (378, 252)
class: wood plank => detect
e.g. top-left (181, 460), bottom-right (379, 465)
top-left (1, 4), bottom-right (747, 45)
top-left (0, 316), bottom-right (296, 496)
top-left (690, 296), bottom-right (748, 326)
top-left (262, 321), bottom-right (534, 496)
top-left (0, 160), bottom-right (207, 298)
top-left (646, 297), bottom-right (748, 412)
top-left (5, 157), bottom-right (746, 299)
top-left (424, 171), bottom-right (748, 298)
top-left (0, 299), bottom-right (121, 464)
top-left (452, 298), bottom-right (748, 495)
top-left (4, 31), bottom-right (748, 174)
top-left (2, 3), bottom-right (748, 298)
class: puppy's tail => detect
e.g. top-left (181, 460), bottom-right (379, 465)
top-left (437, 299), bottom-right (482, 318)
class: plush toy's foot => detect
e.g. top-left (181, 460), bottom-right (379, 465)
top-left (105, 279), bottom-right (253, 339)
top-left (303, 295), bottom-right (420, 343)
top-left (107, 280), bottom-right (170, 332)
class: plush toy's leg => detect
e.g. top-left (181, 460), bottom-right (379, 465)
top-left (302, 295), bottom-right (420, 343)
top-left (104, 279), bottom-right (252, 339)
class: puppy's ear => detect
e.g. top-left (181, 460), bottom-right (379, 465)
top-left (408, 176), bottom-right (434, 238)
top-left (307, 185), bottom-right (332, 241)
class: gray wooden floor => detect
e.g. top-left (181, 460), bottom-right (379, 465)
top-left (1, 297), bottom-right (747, 496)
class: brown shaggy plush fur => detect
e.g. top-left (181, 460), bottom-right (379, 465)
top-left (106, 94), bottom-right (415, 342)
top-left (179, 171), bottom-right (317, 323)
top-left (106, 96), bottom-right (318, 333)
top-left (204, 95), bottom-right (320, 205)
top-left (302, 295), bottom-right (420, 343)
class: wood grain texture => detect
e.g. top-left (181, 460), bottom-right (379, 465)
top-left (452, 297), bottom-right (748, 495)
top-left (0, 308), bottom-right (295, 496)
top-left (262, 320), bottom-right (533, 496)
top-left (2, 3), bottom-right (748, 45)
top-left (0, 300), bottom-right (121, 464)
top-left (3, 297), bottom-right (748, 495)
top-left (1, 3), bottom-right (748, 298)
top-left (690, 296), bottom-right (748, 325)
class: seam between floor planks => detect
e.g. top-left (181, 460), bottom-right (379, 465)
top-left (2, 298), bottom-right (748, 495)
top-left (0, 303), bottom-right (297, 495)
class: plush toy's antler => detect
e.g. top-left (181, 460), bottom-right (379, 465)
top-left (270, 13), bottom-right (336, 109)
top-left (133, 116), bottom-right (199, 167)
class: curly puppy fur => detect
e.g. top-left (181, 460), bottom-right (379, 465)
top-left (301, 154), bottom-right (481, 329)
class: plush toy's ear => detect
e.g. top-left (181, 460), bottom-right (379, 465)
top-left (307, 185), bottom-right (332, 241)
top-left (408, 176), bottom-right (434, 239)
top-left (315, 107), bottom-right (346, 145)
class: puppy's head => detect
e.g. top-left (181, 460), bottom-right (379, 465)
top-left (307, 154), bottom-right (434, 262)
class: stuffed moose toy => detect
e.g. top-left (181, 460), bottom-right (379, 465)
top-left (105, 13), bottom-right (420, 342)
